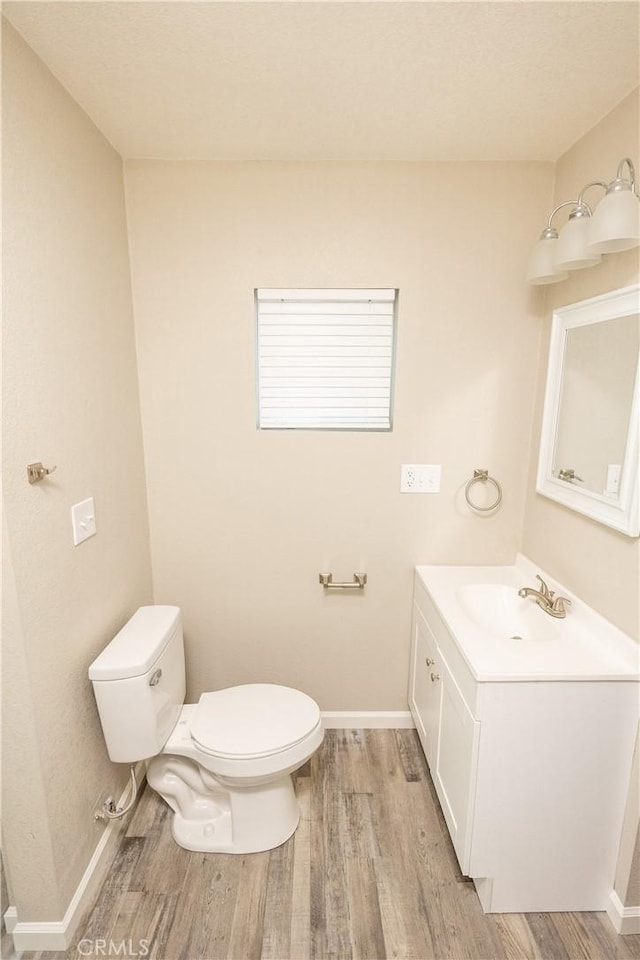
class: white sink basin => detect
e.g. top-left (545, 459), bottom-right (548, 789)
top-left (415, 555), bottom-right (639, 681)
top-left (455, 584), bottom-right (561, 643)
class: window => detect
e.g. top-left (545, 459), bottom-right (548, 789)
top-left (256, 288), bottom-right (397, 430)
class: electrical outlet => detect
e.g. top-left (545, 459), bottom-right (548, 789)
top-left (401, 465), bottom-right (418, 491)
top-left (400, 464), bottom-right (441, 493)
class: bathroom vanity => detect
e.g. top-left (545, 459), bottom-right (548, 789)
top-left (408, 556), bottom-right (639, 913)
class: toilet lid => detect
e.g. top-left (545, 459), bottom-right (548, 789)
top-left (191, 684), bottom-right (321, 759)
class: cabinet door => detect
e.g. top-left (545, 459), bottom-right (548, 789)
top-left (408, 605), bottom-right (442, 769)
top-left (433, 652), bottom-right (480, 874)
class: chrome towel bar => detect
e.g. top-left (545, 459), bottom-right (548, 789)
top-left (319, 572), bottom-right (367, 589)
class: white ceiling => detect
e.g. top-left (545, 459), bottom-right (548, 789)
top-left (4, 1), bottom-right (639, 162)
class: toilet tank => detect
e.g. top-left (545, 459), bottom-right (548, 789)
top-left (88, 606), bottom-right (186, 763)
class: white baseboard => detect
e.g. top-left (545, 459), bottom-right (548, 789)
top-left (606, 888), bottom-right (640, 935)
top-left (3, 906), bottom-right (18, 934)
top-left (321, 710), bottom-right (414, 729)
top-left (10, 763), bottom-right (145, 952)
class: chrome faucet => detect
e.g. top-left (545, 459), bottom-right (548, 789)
top-left (518, 574), bottom-right (571, 619)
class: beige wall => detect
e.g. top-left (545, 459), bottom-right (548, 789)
top-left (522, 88), bottom-right (640, 641)
top-left (125, 158), bottom-right (553, 711)
top-left (1, 515), bottom-right (60, 918)
top-left (2, 22), bottom-right (153, 921)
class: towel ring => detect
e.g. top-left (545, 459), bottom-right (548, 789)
top-left (465, 469), bottom-right (502, 512)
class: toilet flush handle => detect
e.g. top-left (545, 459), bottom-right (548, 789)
top-left (149, 669), bottom-right (162, 686)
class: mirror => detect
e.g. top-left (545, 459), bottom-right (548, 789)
top-left (537, 284), bottom-right (640, 537)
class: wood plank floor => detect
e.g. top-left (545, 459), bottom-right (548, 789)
top-left (22, 730), bottom-right (640, 960)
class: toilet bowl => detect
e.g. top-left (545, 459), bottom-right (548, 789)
top-left (88, 606), bottom-right (323, 854)
top-left (147, 685), bottom-right (323, 852)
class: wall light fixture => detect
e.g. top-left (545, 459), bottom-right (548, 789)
top-left (526, 157), bottom-right (640, 285)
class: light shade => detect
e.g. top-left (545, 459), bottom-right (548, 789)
top-left (554, 213), bottom-right (601, 272)
top-left (526, 231), bottom-right (569, 285)
top-left (586, 186), bottom-right (640, 254)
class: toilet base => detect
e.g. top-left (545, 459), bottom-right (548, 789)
top-left (146, 754), bottom-right (301, 853)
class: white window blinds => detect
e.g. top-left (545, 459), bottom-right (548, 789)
top-left (256, 288), bottom-right (397, 430)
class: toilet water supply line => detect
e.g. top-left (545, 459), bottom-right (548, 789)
top-left (95, 764), bottom-right (138, 821)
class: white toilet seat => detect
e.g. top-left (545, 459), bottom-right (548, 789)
top-left (191, 683), bottom-right (321, 760)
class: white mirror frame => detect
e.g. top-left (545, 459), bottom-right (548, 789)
top-left (536, 284), bottom-right (640, 537)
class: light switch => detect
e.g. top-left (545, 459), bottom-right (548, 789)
top-left (71, 497), bottom-right (96, 546)
top-left (605, 464), bottom-right (621, 496)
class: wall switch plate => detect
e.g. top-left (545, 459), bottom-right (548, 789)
top-left (71, 497), bottom-right (96, 545)
top-left (400, 464), bottom-right (441, 493)
top-left (605, 464), bottom-right (621, 496)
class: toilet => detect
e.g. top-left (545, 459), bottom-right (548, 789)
top-left (88, 605), bottom-right (323, 853)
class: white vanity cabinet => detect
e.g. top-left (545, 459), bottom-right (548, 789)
top-left (409, 599), bottom-right (480, 870)
top-left (408, 565), bottom-right (640, 914)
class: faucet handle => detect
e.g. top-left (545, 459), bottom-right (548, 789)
top-left (550, 595), bottom-right (571, 616)
top-left (535, 574), bottom-right (552, 599)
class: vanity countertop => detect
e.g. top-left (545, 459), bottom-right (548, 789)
top-left (415, 554), bottom-right (640, 683)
